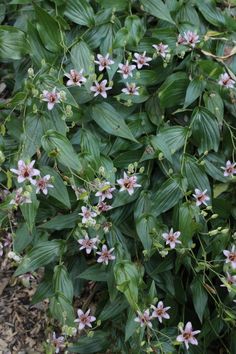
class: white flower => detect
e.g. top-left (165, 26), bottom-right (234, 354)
top-left (11, 160), bottom-right (40, 184)
top-left (221, 160), bottom-right (236, 176)
top-left (183, 31), bottom-right (200, 47)
top-left (220, 272), bottom-right (236, 292)
top-left (35, 175), bottom-right (53, 195)
top-left (79, 206), bottom-right (97, 224)
top-left (162, 228), bottom-right (181, 249)
top-left (218, 73), bottom-right (235, 88)
top-left (78, 234), bottom-right (99, 254)
top-left (133, 52), bottom-right (152, 69)
top-left (223, 245), bottom-right (236, 269)
top-left (9, 188), bottom-right (32, 207)
top-left (152, 43), bottom-right (169, 58)
top-left (134, 309), bottom-right (153, 328)
top-left (94, 53), bottom-right (114, 71)
top-left (74, 309), bottom-right (96, 330)
top-left (117, 172), bottom-right (141, 195)
top-left (117, 61), bottom-right (136, 79)
top-left (65, 69), bottom-right (86, 87)
top-left (176, 322), bottom-right (201, 350)
top-left (121, 83), bottom-right (140, 96)
top-left (193, 189), bottom-right (210, 206)
top-left (151, 301), bottom-right (171, 323)
top-left (95, 182), bottom-right (115, 201)
top-left (90, 80), bottom-right (112, 98)
top-left (96, 244), bottom-right (115, 265)
top-left (97, 201), bottom-right (112, 213)
top-left (52, 332), bottom-right (65, 353)
top-left (42, 87), bottom-right (61, 110)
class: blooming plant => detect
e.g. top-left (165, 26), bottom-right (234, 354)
top-left (0, 0), bottom-right (236, 353)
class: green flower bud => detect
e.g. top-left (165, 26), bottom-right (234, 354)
top-left (0, 150), bottom-right (5, 164)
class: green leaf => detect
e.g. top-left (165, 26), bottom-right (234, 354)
top-left (79, 264), bottom-right (108, 282)
top-left (159, 126), bottom-right (188, 153)
top-left (40, 166), bottom-right (71, 209)
top-left (64, 0), bottom-right (95, 27)
top-left (197, 2), bottom-right (226, 27)
top-left (21, 115), bottom-right (44, 159)
top-left (41, 130), bottom-right (83, 173)
top-left (71, 41), bottom-right (94, 75)
top-left (0, 25), bottom-right (28, 60)
top-left (20, 192), bottom-right (39, 232)
top-left (99, 295), bottom-right (129, 321)
top-left (151, 135), bottom-right (173, 163)
top-left (178, 202), bottom-right (198, 246)
top-left (152, 177), bottom-right (185, 216)
top-left (14, 240), bottom-right (63, 276)
top-left (50, 293), bottom-right (75, 326)
top-left (191, 107), bottom-right (220, 154)
top-left (136, 214), bottom-right (155, 251)
top-left (34, 4), bottom-right (62, 53)
top-left (14, 223), bottom-right (32, 253)
top-left (191, 276), bottom-right (208, 322)
top-left (40, 211), bottom-right (78, 230)
top-left (53, 265), bottom-right (73, 302)
top-left (184, 78), bottom-right (206, 108)
top-left (91, 103), bottom-right (138, 143)
top-left (124, 15), bottom-right (145, 46)
top-left (203, 92), bottom-right (224, 124)
top-left (68, 331), bottom-right (109, 353)
top-left (159, 72), bottom-right (189, 108)
top-left (113, 27), bottom-right (129, 49)
top-left (183, 156), bottom-right (211, 193)
top-left (140, 0), bottom-right (175, 25)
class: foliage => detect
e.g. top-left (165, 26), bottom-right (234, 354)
top-left (0, 0), bottom-right (236, 353)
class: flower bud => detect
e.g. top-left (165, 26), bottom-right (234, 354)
top-left (59, 90), bottom-right (66, 101)
top-left (211, 214), bottom-right (218, 219)
top-left (0, 150), bottom-right (5, 164)
top-left (221, 228), bottom-right (229, 234)
top-left (28, 68), bottom-right (34, 77)
top-left (208, 230), bottom-right (218, 236)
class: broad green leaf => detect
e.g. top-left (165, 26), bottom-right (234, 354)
top-left (14, 223), bottom-right (32, 253)
top-left (191, 276), bottom-right (208, 322)
top-left (64, 0), bottom-right (95, 27)
top-left (112, 27), bottom-right (129, 49)
top-left (159, 126), bottom-right (188, 153)
top-left (20, 192), bottom-right (39, 232)
top-left (0, 25), bottom-right (28, 60)
top-left (71, 41), bottom-right (94, 75)
top-left (151, 135), bottom-right (173, 163)
top-left (191, 107), bottom-right (220, 154)
top-left (203, 92), bottom-right (224, 124)
top-left (197, 2), bottom-right (226, 27)
top-left (31, 277), bottom-right (54, 304)
top-left (140, 0), bottom-right (175, 25)
top-left (124, 15), bottom-right (145, 46)
top-left (68, 331), bottom-right (109, 353)
top-left (41, 130), bottom-right (83, 172)
top-left (50, 293), bottom-right (75, 326)
top-left (40, 211), bottom-right (79, 230)
top-left (79, 264), bottom-right (109, 282)
top-left (183, 156), bottom-right (211, 193)
top-left (21, 115), bottom-right (44, 159)
top-left (136, 214), bottom-right (155, 251)
top-left (53, 265), bottom-right (73, 302)
top-left (15, 240), bottom-right (64, 276)
top-left (159, 72), bottom-right (189, 108)
top-left (91, 102), bottom-right (138, 143)
top-left (184, 78), bottom-right (206, 108)
top-left (99, 295), bottom-right (128, 321)
top-left (178, 202), bottom-right (198, 245)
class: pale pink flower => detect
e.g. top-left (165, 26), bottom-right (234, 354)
top-left (223, 245), bottom-right (236, 269)
top-left (35, 175), bottom-right (53, 195)
top-left (79, 206), bottom-right (97, 224)
top-left (183, 31), bottom-right (200, 47)
top-left (218, 73), bottom-right (235, 88)
top-left (96, 244), bottom-right (115, 265)
top-left (151, 301), bottom-right (170, 323)
top-left (152, 43), bottom-right (169, 58)
top-left (133, 52), bottom-right (152, 69)
top-left (162, 228), bottom-right (181, 249)
top-left (220, 272), bottom-right (236, 292)
top-left (52, 332), bottom-right (65, 353)
top-left (2, 233), bottom-right (12, 248)
top-left (95, 182), bottom-right (115, 201)
top-left (121, 83), bottom-right (140, 96)
top-left (74, 309), bottom-right (96, 330)
top-left (42, 87), bottom-right (61, 110)
top-left (65, 69), bottom-right (86, 87)
top-left (78, 234), bottom-right (99, 254)
top-left (11, 160), bottom-right (40, 184)
top-left (177, 34), bottom-right (186, 45)
top-left (117, 172), bottom-right (141, 195)
top-left (134, 309), bottom-right (153, 328)
top-left (221, 160), bottom-right (236, 176)
top-left (9, 188), bottom-right (32, 207)
top-left (117, 61), bottom-right (136, 79)
top-left (97, 201), bottom-right (112, 213)
top-left (90, 80), bottom-right (112, 98)
top-left (193, 189), bottom-right (210, 206)
top-left (176, 322), bottom-right (201, 350)
top-left (94, 54), bottom-right (114, 71)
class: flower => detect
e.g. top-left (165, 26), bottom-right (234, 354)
top-left (134, 309), bottom-right (153, 328)
top-left (94, 53), bottom-right (114, 71)
top-left (2, 233), bottom-right (12, 248)
top-left (151, 301), bottom-right (171, 323)
top-left (35, 175), bottom-right (53, 195)
top-left (152, 43), bottom-right (169, 58)
top-left (183, 31), bottom-right (200, 47)
top-left (65, 69), bottom-right (86, 87)
top-left (221, 160), bottom-right (236, 176)
top-left (117, 172), bottom-right (141, 195)
top-left (11, 160), bottom-right (40, 184)
top-left (176, 322), bottom-right (201, 350)
top-left (79, 206), bottom-right (97, 224)
top-left (90, 80), bottom-right (112, 98)
top-left (177, 34), bottom-right (186, 45)
top-left (117, 61), bottom-right (136, 79)
top-left (95, 182), bottom-right (115, 201)
top-left (223, 245), bottom-right (236, 269)
top-left (133, 52), bottom-right (152, 69)
top-left (121, 83), bottom-right (140, 96)
top-left (9, 188), bottom-right (32, 207)
top-left (218, 73), bottom-right (235, 89)
top-left (162, 228), bottom-right (181, 249)
top-left (193, 189), bottom-right (210, 206)
top-left (78, 234), bottom-right (99, 254)
top-left (42, 87), bottom-right (61, 110)
top-left (52, 332), bottom-right (65, 353)
top-left (0, 242), bottom-right (3, 257)
top-left (74, 309), bottom-right (96, 330)
top-left (220, 272), bottom-right (236, 292)
top-left (97, 201), bottom-right (112, 213)
top-left (96, 244), bottom-right (115, 265)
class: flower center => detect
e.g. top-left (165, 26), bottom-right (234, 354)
top-left (229, 253), bottom-right (236, 262)
top-left (183, 332), bottom-right (192, 340)
top-left (124, 179), bottom-right (133, 188)
top-left (22, 167), bottom-right (30, 177)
